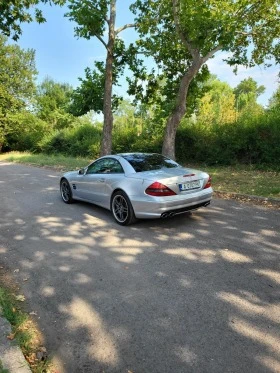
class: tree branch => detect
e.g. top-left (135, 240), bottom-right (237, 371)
top-left (172, 0), bottom-right (200, 60)
top-left (115, 23), bottom-right (135, 35)
top-left (96, 34), bottom-right (108, 50)
top-left (202, 44), bottom-right (223, 63)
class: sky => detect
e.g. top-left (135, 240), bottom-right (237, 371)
top-left (15, 2), bottom-right (279, 107)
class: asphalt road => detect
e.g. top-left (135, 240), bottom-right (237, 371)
top-left (0, 162), bottom-right (279, 373)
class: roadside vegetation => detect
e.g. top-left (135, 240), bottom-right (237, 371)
top-left (0, 285), bottom-right (50, 372)
top-left (0, 360), bottom-right (9, 373)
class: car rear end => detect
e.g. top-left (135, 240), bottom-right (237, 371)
top-left (128, 170), bottom-right (212, 219)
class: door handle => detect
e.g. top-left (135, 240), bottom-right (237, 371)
top-left (98, 178), bottom-right (105, 182)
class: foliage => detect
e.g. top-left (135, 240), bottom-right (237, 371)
top-left (38, 122), bottom-right (102, 157)
top-left (69, 62), bottom-right (122, 116)
top-left (234, 77), bottom-right (265, 113)
top-left (0, 0), bottom-right (66, 41)
top-left (268, 85), bottom-right (280, 109)
top-left (196, 77), bottom-right (236, 125)
top-left (4, 111), bottom-right (49, 152)
top-left (176, 110), bottom-right (280, 167)
top-left (112, 125), bottom-right (162, 154)
top-left (0, 360), bottom-right (9, 373)
top-left (127, 6), bottom-right (210, 117)
top-left (66, 0), bottom-right (136, 155)
top-left (35, 77), bottom-right (74, 128)
top-left (131, 0), bottom-right (280, 159)
top-left (0, 35), bottom-right (37, 150)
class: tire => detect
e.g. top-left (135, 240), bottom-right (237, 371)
top-left (111, 191), bottom-right (136, 226)
top-left (60, 178), bottom-right (73, 204)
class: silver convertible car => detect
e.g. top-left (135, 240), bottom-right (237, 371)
top-left (60, 153), bottom-right (212, 225)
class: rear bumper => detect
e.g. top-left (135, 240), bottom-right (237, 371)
top-left (160, 200), bottom-right (211, 218)
top-left (130, 188), bottom-right (213, 219)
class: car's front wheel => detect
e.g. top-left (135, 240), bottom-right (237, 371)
top-left (111, 191), bottom-right (136, 226)
top-left (60, 178), bottom-right (73, 204)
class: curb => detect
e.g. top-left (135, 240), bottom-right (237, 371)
top-left (0, 316), bottom-right (31, 373)
top-left (214, 191), bottom-right (280, 208)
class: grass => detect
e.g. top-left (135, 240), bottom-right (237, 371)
top-left (0, 151), bottom-right (279, 199)
top-left (204, 164), bottom-right (280, 199)
top-left (0, 360), bottom-right (10, 373)
top-left (0, 151), bottom-right (90, 172)
top-left (0, 286), bottom-right (50, 372)
top-left (0, 287), bottom-right (30, 345)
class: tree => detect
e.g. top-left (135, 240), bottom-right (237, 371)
top-left (35, 77), bottom-right (74, 128)
top-left (69, 61), bottom-right (122, 118)
top-left (0, 0), bottom-right (66, 40)
top-left (66, 0), bottom-right (135, 156)
top-left (0, 36), bottom-right (37, 151)
top-left (132, 0), bottom-right (280, 159)
top-left (234, 77), bottom-right (265, 112)
top-left (268, 86), bottom-right (280, 109)
top-left (196, 77), bottom-right (236, 125)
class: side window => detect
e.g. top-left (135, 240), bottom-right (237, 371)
top-left (86, 159), bottom-right (124, 174)
top-left (86, 159), bottom-right (107, 174)
top-left (107, 159), bottom-right (124, 173)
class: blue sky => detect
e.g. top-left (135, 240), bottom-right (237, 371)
top-left (16, 2), bottom-right (279, 106)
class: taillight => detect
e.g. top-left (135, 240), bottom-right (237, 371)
top-left (204, 176), bottom-right (212, 189)
top-left (145, 182), bottom-right (177, 196)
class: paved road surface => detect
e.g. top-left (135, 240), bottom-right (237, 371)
top-left (0, 162), bottom-right (279, 373)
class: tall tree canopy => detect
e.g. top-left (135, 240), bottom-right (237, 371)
top-left (132, 0), bottom-right (280, 159)
top-left (66, 0), bottom-right (135, 156)
top-left (196, 77), bottom-right (236, 125)
top-left (234, 77), bottom-right (265, 112)
top-left (0, 0), bottom-right (66, 40)
top-left (268, 86), bottom-right (280, 110)
top-left (35, 77), bottom-right (73, 128)
top-left (0, 36), bottom-right (37, 150)
top-left (0, 35), bottom-right (37, 151)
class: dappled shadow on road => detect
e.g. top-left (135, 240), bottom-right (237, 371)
top-left (0, 163), bottom-right (280, 373)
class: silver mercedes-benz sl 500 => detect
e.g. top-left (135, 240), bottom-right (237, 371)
top-left (60, 153), bottom-right (212, 225)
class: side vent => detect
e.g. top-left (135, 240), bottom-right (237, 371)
top-left (72, 184), bottom-right (77, 190)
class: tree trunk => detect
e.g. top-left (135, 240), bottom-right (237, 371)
top-left (100, 0), bottom-right (116, 156)
top-left (162, 60), bottom-right (202, 160)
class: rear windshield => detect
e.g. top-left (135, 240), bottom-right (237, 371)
top-left (121, 153), bottom-right (180, 172)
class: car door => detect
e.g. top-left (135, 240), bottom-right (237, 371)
top-left (76, 159), bottom-right (109, 203)
top-left (97, 158), bottom-right (125, 208)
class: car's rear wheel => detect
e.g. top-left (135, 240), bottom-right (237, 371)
top-left (111, 191), bottom-right (136, 226)
top-left (60, 179), bottom-right (73, 204)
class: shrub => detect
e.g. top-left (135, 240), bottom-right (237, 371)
top-left (5, 112), bottom-right (49, 152)
top-left (38, 123), bottom-right (101, 158)
top-left (176, 110), bottom-right (280, 167)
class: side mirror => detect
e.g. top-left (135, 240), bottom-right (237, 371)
top-left (78, 168), bottom-right (85, 175)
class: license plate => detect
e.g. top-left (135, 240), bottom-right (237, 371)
top-left (179, 180), bottom-right (200, 191)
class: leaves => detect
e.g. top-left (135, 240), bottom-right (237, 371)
top-left (0, 0), bottom-right (66, 41)
top-left (0, 35), bottom-right (37, 150)
top-left (66, 0), bottom-right (108, 40)
top-left (7, 332), bottom-right (16, 340)
top-left (15, 295), bottom-right (26, 302)
top-left (130, 0), bottom-right (280, 158)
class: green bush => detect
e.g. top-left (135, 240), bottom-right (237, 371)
top-left (112, 126), bottom-right (162, 154)
top-left (38, 123), bottom-right (102, 158)
top-left (5, 112), bottom-right (49, 152)
top-left (176, 110), bottom-right (280, 167)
